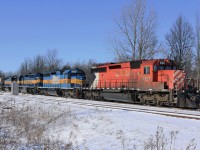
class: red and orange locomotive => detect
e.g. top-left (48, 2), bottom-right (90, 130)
top-left (88, 59), bottom-right (197, 108)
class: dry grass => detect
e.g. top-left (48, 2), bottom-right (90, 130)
top-left (142, 127), bottom-right (197, 150)
top-left (0, 97), bottom-right (198, 150)
top-left (0, 97), bottom-right (74, 149)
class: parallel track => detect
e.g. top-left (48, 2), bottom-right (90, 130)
top-left (15, 94), bottom-right (200, 120)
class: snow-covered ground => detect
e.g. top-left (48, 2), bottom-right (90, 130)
top-left (0, 92), bottom-right (199, 150)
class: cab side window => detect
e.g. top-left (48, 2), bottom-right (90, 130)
top-left (154, 65), bottom-right (157, 72)
top-left (144, 66), bottom-right (150, 74)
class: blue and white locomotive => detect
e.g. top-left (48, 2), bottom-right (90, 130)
top-left (39, 68), bottom-right (86, 96)
top-left (18, 73), bottom-right (43, 93)
top-left (2, 68), bottom-right (86, 97)
top-left (3, 76), bottom-right (17, 91)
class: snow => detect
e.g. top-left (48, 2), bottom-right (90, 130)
top-left (0, 92), bottom-right (200, 149)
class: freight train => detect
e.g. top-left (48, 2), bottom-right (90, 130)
top-left (1, 59), bottom-right (200, 108)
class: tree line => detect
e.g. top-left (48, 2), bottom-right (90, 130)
top-left (0, 49), bottom-right (96, 84)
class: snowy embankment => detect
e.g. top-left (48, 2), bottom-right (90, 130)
top-left (0, 92), bottom-right (199, 149)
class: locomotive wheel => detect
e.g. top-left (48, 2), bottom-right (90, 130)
top-left (100, 96), bottom-right (104, 101)
top-left (140, 98), bottom-right (146, 105)
top-left (45, 90), bottom-right (49, 96)
top-left (157, 100), bottom-right (161, 106)
top-left (88, 95), bottom-right (92, 100)
top-left (86, 95), bottom-right (91, 100)
top-left (85, 93), bottom-right (92, 100)
top-left (65, 92), bottom-right (71, 98)
top-left (145, 101), bottom-right (149, 105)
top-left (153, 98), bottom-right (158, 106)
top-left (56, 89), bottom-right (63, 97)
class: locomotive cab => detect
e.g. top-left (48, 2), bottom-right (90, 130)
top-left (3, 76), bottom-right (17, 91)
top-left (152, 59), bottom-right (184, 90)
top-left (70, 69), bottom-right (86, 88)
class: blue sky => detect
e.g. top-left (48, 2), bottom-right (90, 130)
top-left (0, 0), bottom-right (200, 72)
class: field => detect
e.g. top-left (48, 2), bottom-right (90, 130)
top-left (0, 92), bottom-right (199, 150)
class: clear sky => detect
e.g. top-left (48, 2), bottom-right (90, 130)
top-left (0, 0), bottom-right (200, 72)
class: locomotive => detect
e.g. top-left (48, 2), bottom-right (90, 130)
top-left (85, 59), bottom-right (199, 108)
top-left (3, 68), bottom-right (86, 97)
top-left (3, 76), bottom-right (18, 91)
top-left (1, 59), bottom-right (200, 108)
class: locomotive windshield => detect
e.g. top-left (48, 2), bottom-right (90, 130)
top-left (70, 70), bottom-right (85, 77)
top-left (154, 65), bottom-right (177, 71)
top-left (29, 75), bottom-right (35, 78)
top-left (154, 60), bottom-right (177, 71)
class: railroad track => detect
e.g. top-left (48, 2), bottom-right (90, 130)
top-left (2, 93), bottom-right (200, 120)
top-left (20, 94), bottom-right (200, 120)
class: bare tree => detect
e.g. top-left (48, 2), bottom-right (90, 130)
top-left (4, 71), bottom-right (17, 77)
top-left (45, 49), bottom-right (62, 72)
top-left (72, 59), bottom-right (96, 85)
top-left (61, 62), bottom-right (72, 72)
top-left (195, 14), bottom-right (200, 88)
top-left (18, 58), bottom-right (32, 75)
top-left (0, 70), bottom-right (5, 78)
top-left (31, 55), bottom-right (46, 73)
top-left (110, 0), bottom-right (158, 61)
top-left (165, 15), bottom-right (195, 74)
top-left (81, 59), bottom-right (96, 85)
top-left (17, 50), bottom-right (63, 75)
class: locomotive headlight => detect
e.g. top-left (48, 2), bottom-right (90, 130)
top-left (197, 90), bottom-right (199, 93)
top-left (182, 90), bottom-right (185, 93)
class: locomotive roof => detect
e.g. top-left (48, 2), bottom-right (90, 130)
top-left (94, 59), bottom-right (175, 67)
